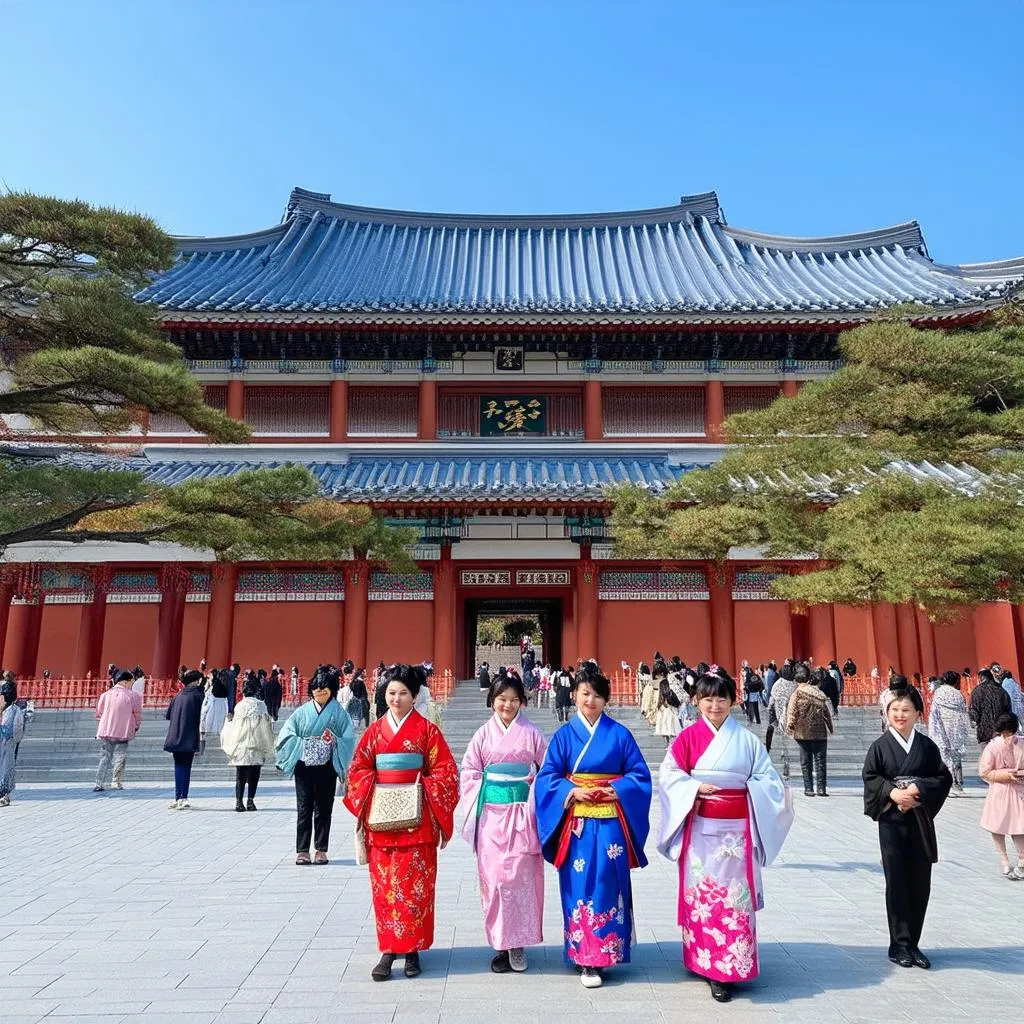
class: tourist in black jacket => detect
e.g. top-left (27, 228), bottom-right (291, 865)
top-left (262, 669), bottom-right (284, 722)
top-left (164, 670), bottom-right (205, 809)
top-left (970, 669), bottom-right (1011, 746)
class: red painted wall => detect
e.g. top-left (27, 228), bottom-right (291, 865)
top-left (231, 601), bottom-right (344, 673)
top-left (597, 601), bottom-right (712, 670)
top-left (366, 601), bottom-right (434, 669)
top-left (971, 604), bottom-right (1019, 677)
top-left (933, 609), bottom-right (978, 674)
top-left (36, 604), bottom-right (81, 677)
top-left (734, 601), bottom-right (793, 669)
top-left (181, 602), bottom-right (210, 670)
top-left (833, 605), bottom-right (874, 673)
top-left (100, 604), bottom-right (160, 672)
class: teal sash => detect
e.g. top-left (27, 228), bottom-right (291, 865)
top-left (479, 761), bottom-right (531, 810)
top-left (375, 753), bottom-right (423, 770)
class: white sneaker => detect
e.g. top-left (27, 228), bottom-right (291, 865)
top-left (168, 799), bottom-right (180, 810)
top-left (179, 799), bottom-right (190, 809)
top-left (580, 967), bottom-right (603, 988)
top-left (509, 948), bottom-right (527, 972)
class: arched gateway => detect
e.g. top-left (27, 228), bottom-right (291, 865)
top-left (5, 188), bottom-right (1024, 680)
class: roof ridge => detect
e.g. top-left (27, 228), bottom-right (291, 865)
top-left (283, 186), bottom-right (725, 229)
top-left (723, 220), bottom-right (927, 255)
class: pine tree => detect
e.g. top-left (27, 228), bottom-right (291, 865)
top-left (610, 308), bottom-right (1024, 616)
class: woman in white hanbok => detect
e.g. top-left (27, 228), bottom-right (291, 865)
top-left (657, 672), bottom-right (793, 1003)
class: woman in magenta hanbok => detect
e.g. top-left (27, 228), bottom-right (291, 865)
top-left (657, 671), bottom-right (793, 1003)
top-left (457, 675), bottom-right (548, 973)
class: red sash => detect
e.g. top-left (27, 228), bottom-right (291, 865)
top-left (695, 788), bottom-right (749, 819)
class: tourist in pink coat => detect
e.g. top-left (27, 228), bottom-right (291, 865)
top-left (979, 712), bottom-right (1024, 880)
top-left (94, 670), bottom-right (143, 792)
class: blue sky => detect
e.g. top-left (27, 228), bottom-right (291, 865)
top-left (3, 0), bottom-right (1022, 262)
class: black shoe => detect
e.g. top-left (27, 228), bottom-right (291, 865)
top-left (491, 950), bottom-right (511, 974)
top-left (888, 950), bottom-right (914, 968)
top-left (404, 952), bottom-right (422, 978)
top-left (371, 954), bottom-right (395, 981)
top-left (235, 802), bottom-right (246, 812)
top-left (708, 979), bottom-right (733, 1002)
top-left (246, 800), bottom-right (257, 811)
top-left (909, 949), bottom-right (931, 969)
top-left (804, 790), bottom-right (815, 797)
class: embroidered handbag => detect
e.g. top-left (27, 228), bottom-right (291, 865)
top-left (368, 773), bottom-right (422, 832)
top-left (301, 734), bottom-right (332, 767)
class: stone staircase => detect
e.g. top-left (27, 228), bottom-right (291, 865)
top-left (14, 686), bottom-right (979, 785)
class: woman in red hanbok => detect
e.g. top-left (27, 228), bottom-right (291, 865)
top-left (344, 664), bottom-right (459, 981)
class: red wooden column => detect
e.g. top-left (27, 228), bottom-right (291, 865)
top-left (583, 380), bottom-right (603, 441)
top-left (562, 592), bottom-right (577, 667)
top-left (871, 602), bottom-right (902, 674)
top-left (205, 563), bottom-right (237, 669)
top-left (0, 580), bottom-right (15, 667)
top-left (74, 582), bottom-right (109, 679)
top-left (576, 549), bottom-right (599, 662)
top-left (807, 603), bottom-right (837, 666)
top-left (7, 599), bottom-right (43, 677)
top-left (781, 380), bottom-right (800, 398)
top-left (152, 566), bottom-right (188, 681)
top-left (790, 606), bottom-right (810, 661)
top-left (342, 559), bottom-right (369, 669)
top-left (708, 564), bottom-right (736, 677)
top-left (226, 379), bottom-right (245, 421)
top-left (432, 546), bottom-right (455, 672)
top-left (916, 607), bottom-right (939, 678)
top-left (704, 380), bottom-right (725, 440)
top-left (418, 380), bottom-right (437, 441)
top-left (329, 379), bottom-right (349, 441)
top-left (895, 604), bottom-right (921, 678)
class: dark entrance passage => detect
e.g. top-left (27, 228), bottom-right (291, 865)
top-left (462, 597), bottom-right (563, 680)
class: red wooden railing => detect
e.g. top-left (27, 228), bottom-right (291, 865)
top-left (14, 668), bottom-right (457, 710)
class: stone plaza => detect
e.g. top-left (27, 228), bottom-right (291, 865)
top-left (1, 766), bottom-right (1019, 1024)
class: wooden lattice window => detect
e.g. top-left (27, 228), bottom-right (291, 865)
top-left (245, 386), bottom-right (329, 435)
top-left (348, 387), bottom-right (418, 436)
top-left (601, 387), bottom-right (705, 437)
top-left (148, 385), bottom-right (227, 435)
top-left (438, 393), bottom-right (478, 437)
top-left (724, 386), bottom-right (780, 417)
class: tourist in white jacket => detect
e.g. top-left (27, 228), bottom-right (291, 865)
top-left (220, 676), bottom-right (276, 812)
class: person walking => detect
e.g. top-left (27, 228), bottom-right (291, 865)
top-left (276, 665), bottom-right (356, 865)
top-left (200, 668), bottom-right (230, 749)
top-left (553, 666), bottom-right (574, 723)
top-left (998, 669), bottom-right (1024, 721)
top-left (220, 674), bottom-right (276, 811)
top-left (928, 670), bottom-right (970, 795)
top-left (0, 679), bottom-right (26, 807)
top-left (262, 667), bottom-right (283, 722)
top-left (970, 668), bottom-right (1011, 747)
top-left (654, 663), bottom-right (682, 744)
top-left (344, 664), bottom-right (459, 981)
top-left (346, 669), bottom-right (371, 728)
top-left (164, 669), bottom-right (205, 809)
top-left (786, 665), bottom-right (834, 797)
top-left (978, 711), bottom-right (1024, 879)
top-left (457, 674), bottom-right (547, 974)
top-left (741, 662), bottom-right (764, 725)
top-left (93, 669), bottom-right (143, 792)
top-left (766, 663), bottom-right (798, 780)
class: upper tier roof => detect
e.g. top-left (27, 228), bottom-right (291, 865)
top-left (136, 187), bottom-right (1024, 317)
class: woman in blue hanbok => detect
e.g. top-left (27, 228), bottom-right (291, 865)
top-left (535, 665), bottom-right (652, 989)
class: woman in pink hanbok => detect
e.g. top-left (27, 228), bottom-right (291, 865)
top-left (657, 671), bottom-right (793, 1003)
top-left (457, 675), bottom-right (548, 973)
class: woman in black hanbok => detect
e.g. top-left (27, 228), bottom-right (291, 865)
top-left (863, 679), bottom-right (951, 969)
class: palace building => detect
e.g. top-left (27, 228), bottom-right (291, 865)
top-left (3, 187), bottom-right (1024, 681)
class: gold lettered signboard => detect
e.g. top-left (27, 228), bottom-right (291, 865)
top-left (481, 396), bottom-right (546, 435)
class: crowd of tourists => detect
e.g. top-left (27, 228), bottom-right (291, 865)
top-left (2, 646), bottom-right (1022, 1005)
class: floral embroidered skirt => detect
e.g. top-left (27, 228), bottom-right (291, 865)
top-left (679, 813), bottom-right (759, 982)
top-left (556, 817), bottom-right (633, 967)
top-left (368, 843), bottom-right (438, 954)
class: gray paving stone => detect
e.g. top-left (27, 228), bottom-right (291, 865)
top-left (2, 762), bottom-right (1021, 1023)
